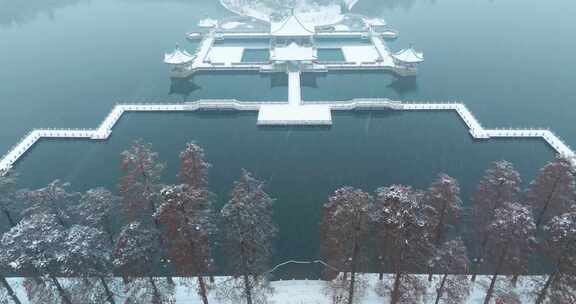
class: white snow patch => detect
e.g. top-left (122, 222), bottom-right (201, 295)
top-left (207, 47), bottom-right (245, 64)
top-left (342, 45), bottom-right (380, 63)
top-left (220, 21), bottom-right (245, 30)
top-left (3, 275), bottom-right (550, 303)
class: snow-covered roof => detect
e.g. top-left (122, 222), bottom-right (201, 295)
top-left (198, 18), bottom-right (218, 28)
top-left (164, 46), bottom-right (195, 64)
top-left (364, 17), bottom-right (386, 27)
top-left (271, 42), bottom-right (316, 61)
top-left (271, 14), bottom-right (315, 37)
top-left (393, 47), bottom-right (424, 63)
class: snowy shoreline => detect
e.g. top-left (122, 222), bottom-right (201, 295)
top-left (218, 0), bottom-right (361, 26)
top-left (3, 274), bottom-right (548, 303)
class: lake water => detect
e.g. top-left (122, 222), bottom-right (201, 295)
top-left (1, 0), bottom-right (575, 266)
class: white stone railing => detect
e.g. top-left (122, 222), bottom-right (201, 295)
top-left (1, 100), bottom-right (574, 175)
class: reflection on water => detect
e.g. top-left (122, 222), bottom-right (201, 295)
top-left (387, 76), bottom-right (418, 96)
top-left (0, 0), bottom-right (88, 27)
top-left (0, 0), bottom-right (219, 28)
top-left (169, 77), bottom-right (202, 99)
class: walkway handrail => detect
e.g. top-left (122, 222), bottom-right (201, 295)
top-left (1, 99), bottom-right (575, 175)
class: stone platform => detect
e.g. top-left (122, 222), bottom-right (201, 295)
top-left (257, 105), bottom-right (332, 125)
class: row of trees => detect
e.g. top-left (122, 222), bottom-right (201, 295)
top-left (320, 158), bottom-right (576, 304)
top-left (0, 140), bottom-right (575, 303)
top-left (0, 140), bottom-right (277, 304)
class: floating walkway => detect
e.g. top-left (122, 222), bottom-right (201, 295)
top-left (1, 99), bottom-right (575, 174)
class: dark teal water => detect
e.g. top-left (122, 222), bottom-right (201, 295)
top-left (317, 48), bottom-right (345, 61)
top-left (1, 0), bottom-right (575, 264)
top-left (241, 49), bottom-right (270, 62)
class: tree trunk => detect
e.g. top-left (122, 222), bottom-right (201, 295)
top-left (242, 272), bottom-right (253, 304)
top-left (434, 202), bottom-right (448, 244)
top-left (390, 272), bottom-right (402, 304)
top-left (428, 272), bottom-right (434, 282)
top-left (347, 242), bottom-right (359, 304)
top-left (240, 243), bottom-right (253, 304)
top-left (49, 274), bottom-right (71, 304)
top-left (104, 223), bottom-right (115, 246)
top-left (535, 175), bottom-right (560, 228)
top-left (1, 206), bottom-right (16, 227)
top-left (165, 276), bottom-right (174, 285)
top-left (1, 275), bottom-right (22, 304)
top-left (483, 245), bottom-right (508, 304)
top-left (511, 274), bottom-right (519, 287)
top-left (99, 276), bottom-right (116, 304)
top-left (434, 274), bottom-right (448, 304)
top-left (535, 271), bottom-right (556, 304)
top-left (149, 276), bottom-right (162, 302)
top-left (484, 273), bottom-right (499, 304)
top-left (471, 234), bottom-right (490, 282)
top-left (197, 276), bottom-right (209, 304)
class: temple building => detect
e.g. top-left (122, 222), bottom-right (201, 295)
top-left (392, 46), bottom-right (424, 75)
top-left (163, 12), bottom-right (425, 77)
top-left (164, 45), bottom-right (195, 77)
top-left (269, 12), bottom-right (317, 69)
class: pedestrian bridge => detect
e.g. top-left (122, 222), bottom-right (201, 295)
top-left (1, 98), bottom-right (574, 175)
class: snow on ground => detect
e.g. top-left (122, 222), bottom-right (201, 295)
top-left (220, 0), bottom-right (349, 26)
top-left (220, 21), bottom-right (246, 30)
top-left (207, 47), bottom-right (245, 64)
top-left (334, 24), bottom-right (351, 31)
top-left (342, 45), bottom-right (380, 63)
top-left (4, 274), bottom-right (546, 303)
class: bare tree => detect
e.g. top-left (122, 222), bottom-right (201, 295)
top-left (0, 213), bottom-right (71, 304)
top-left (75, 188), bottom-right (120, 246)
top-left (118, 140), bottom-right (165, 225)
top-left (319, 187), bottom-right (373, 304)
top-left (18, 180), bottom-right (79, 227)
top-left (372, 185), bottom-right (433, 304)
top-left (21, 277), bottom-right (60, 304)
top-left (0, 172), bottom-right (21, 304)
top-left (428, 239), bottom-right (470, 304)
top-left (423, 173), bottom-right (462, 244)
top-left (179, 142), bottom-right (211, 189)
top-left (323, 273), bottom-right (368, 304)
top-left (526, 156), bottom-right (576, 229)
top-left (535, 211), bottom-right (576, 304)
top-left (118, 140), bottom-right (172, 282)
top-left (482, 202), bottom-right (536, 304)
top-left (0, 271), bottom-right (21, 304)
top-left (220, 170), bottom-right (277, 304)
top-left (0, 171), bottom-right (18, 228)
top-left (113, 222), bottom-right (174, 303)
top-left (59, 225), bottom-right (117, 304)
top-left (157, 184), bottom-right (214, 304)
top-left (375, 274), bottom-right (426, 304)
top-left (470, 161), bottom-right (521, 281)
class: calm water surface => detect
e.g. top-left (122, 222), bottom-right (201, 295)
top-left (0, 0), bottom-right (575, 265)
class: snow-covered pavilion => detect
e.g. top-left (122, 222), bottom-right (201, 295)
top-left (164, 46), bottom-right (195, 76)
top-left (270, 13), bottom-right (315, 37)
top-left (270, 11), bottom-right (316, 48)
top-left (269, 12), bottom-right (318, 69)
top-left (392, 47), bottom-right (424, 66)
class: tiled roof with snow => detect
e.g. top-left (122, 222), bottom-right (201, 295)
top-left (271, 14), bottom-right (315, 37)
top-left (164, 47), bottom-right (195, 64)
top-left (271, 42), bottom-right (317, 61)
top-left (393, 47), bottom-right (424, 63)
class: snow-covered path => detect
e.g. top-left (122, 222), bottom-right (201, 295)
top-left (3, 275), bottom-right (547, 303)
